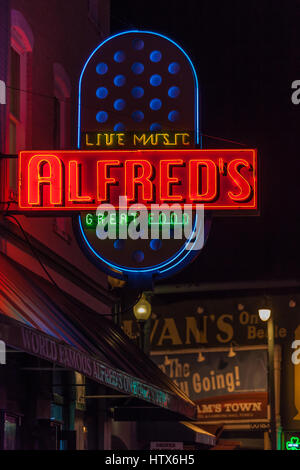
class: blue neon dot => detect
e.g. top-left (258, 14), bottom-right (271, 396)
top-left (96, 111), bottom-right (108, 123)
top-left (132, 110), bottom-right (144, 122)
top-left (150, 50), bottom-right (162, 62)
top-left (114, 75), bottom-right (126, 87)
top-left (168, 110), bottom-right (180, 122)
top-left (96, 63), bottom-right (108, 75)
top-left (114, 99), bottom-right (126, 111)
top-left (131, 62), bottom-right (144, 74)
top-left (150, 74), bottom-right (162, 86)
top-left (150, 123), bottom-right (162, 131)
top-left (168, 86), bottom-right (180, 98)
top-left (114, 239), bottom-right (125, 249)
top-left (132, 250), bottom-right (144, 263)
top-left (131, 86), bottom-right (144, 98)
top-left (114, 51), bottom-right (126, 63)
top-left (114, 122), bottom-right (125, 131)
top-left (150, 98), bottom-right (162, 111)
top-left (150, 239), bottom-right (162, 251)
top-left (132, 39), bottom-right (144, 50)
top-left (96, 87), bottom-right (108, 99)
top-left (168, 62), bottom-right (180, 74)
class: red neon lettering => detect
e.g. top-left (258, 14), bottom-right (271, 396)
top-left (97, 160), bottom-right (120, 202)
top-left (18, 149), bottom-right (257, 211)
top-left (125, 160), bottom-right (153, 202)
top-left (160, 159), bottom-right (184, 201)
top-left (189, 159), bottom-right (218, 201)
top-left (68, 161), bottom-right (92, 202)
top-left (28, 154), bottom-right (62, 205)
top-left (227, 158), bottom-right (252, 201)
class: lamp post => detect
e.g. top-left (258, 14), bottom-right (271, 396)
top-left (133, 293), bottom-right (152, 352)
top-left (258, 303), bottom-right (277, 450)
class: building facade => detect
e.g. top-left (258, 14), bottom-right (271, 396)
top-left (0, 0), bottom-right (209, 451)
top-left (120, 284), bottom-right (300, 450)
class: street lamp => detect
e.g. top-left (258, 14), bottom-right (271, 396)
top-left (258, 298), bottom-right (276, 450)
top-left (258, 308), bottom-right (271, 322)
top-left (133, 293), bottom-right (152, 352)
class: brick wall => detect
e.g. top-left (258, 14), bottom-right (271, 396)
top-left (1, 0), bottom-right (112, 311)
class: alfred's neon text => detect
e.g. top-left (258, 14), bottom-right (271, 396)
top-left (18, 149), bottom-right (257, 211)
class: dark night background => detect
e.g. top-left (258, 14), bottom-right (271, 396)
top-left (111, 0), bottom-right (300, 285)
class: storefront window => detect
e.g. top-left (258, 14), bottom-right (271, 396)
top-left (3, 415), bottom-right (18, 450)
top-left (50, 404), bottom-right (65, 450)
top-left (75, 372), bottom-right (86, 411)
top-left (9, 47), bottom-right (20, 120)
top-left (0, 412), bottom-right (21, 450)
top-left (50, 403), bottom-right (63, 422)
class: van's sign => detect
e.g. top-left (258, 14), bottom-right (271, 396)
top-left (18, 148), bottom-right (257, 212)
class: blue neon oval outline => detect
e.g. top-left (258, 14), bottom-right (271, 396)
top-left (77, 30), bottom-right (199, 147)
top-left (77, 30), bottom-right (200, 276)
top-left (160, 223), bottom-right (202, 273)
top-left (160, 218), bottom-right (202, 274)
top-left (77, 215), bottom-right (199, 275)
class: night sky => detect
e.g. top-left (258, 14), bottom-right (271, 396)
top-left (111, 0), bottom-right (300, 285)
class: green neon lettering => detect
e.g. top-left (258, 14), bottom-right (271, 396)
top-left (97, 214), bottom-right (105, 224)
top-left (86, 213), bottom-right (93, 225)
top-left (120, 213), bottom-right (127, 225)
top-left (110, 213), bottom-right (116, 225)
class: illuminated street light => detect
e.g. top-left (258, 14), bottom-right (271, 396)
top-left (258, 308), bottom-right (271, 322)
top-left (258, 298), bottom-right (276, 450)
top-left (133, 294), bottom-right (152, 351)
top-left (133, 294), bottom-right (152, 322)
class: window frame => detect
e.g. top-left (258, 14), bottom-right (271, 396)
top-left (6, 10), bottom-right (33, 198)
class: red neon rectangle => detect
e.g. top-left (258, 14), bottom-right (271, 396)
top-left (18, 149), bottom-right (257, 211)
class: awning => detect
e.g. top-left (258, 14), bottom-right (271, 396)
top-left (0, 314), bottom-right (181, 412)
top-left (210, 440), bottom-right (241, 450)
top-left (136, 420), bottom-right (216, 448)
top-left (0, 251), bottom-right (197, 421)
top-left (180, 421), bottom-right (217, 447)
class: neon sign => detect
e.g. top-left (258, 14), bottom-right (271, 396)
top-left (12, 29), bottom-right (259, 286)
top-left (18, 149), bottom-right (257, 212)
top-left (82, 132), bottom-right (193, 149)
top-left (84, 212), bottom-right (190, 229)
top-left (286, 436), bottom-right (300, 450)
top-left (77, 30), bottom-right (200, 148)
